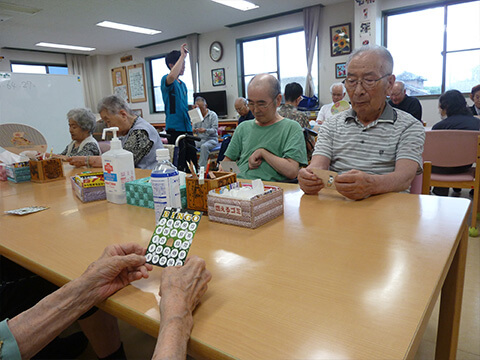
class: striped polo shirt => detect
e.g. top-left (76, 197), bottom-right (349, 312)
top-left (312, 102), bottom-right (425, 175)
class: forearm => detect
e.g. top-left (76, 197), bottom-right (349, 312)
top-left (88, 155), bottom-right (102, 168)
top-left (153, 309), bottom-right (193, 360)
top-left (8, 277), bottom-right (101, 359)
top-left (369, 159), bottom-right (417, 195)
top-left (261, 149), bottom-right (299, 179)
top-left (308, 155), bottom-right (330, 170)
top-left (166, 54), bottom-right (186, 85)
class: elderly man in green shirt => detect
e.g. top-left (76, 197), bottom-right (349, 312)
top-left (223, 74), bottom-right (308, 182)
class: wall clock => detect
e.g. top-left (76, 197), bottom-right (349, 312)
top-left (209, 41), bottom-right (223, 62)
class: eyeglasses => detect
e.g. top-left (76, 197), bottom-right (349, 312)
top-left (343, 74), bottom-right (391, 90)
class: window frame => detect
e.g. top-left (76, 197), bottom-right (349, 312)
top-left (10, 61), bottom-right (68, 74)
top-left (383, 0), bottom-right (480, 97)
top-left (236, 27), bottom-right (317, 97)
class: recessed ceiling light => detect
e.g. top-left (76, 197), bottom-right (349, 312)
top-left (211, 0), bottom-right (259, 11)
top-left (96, 21), bottom-right (161, 35)
top-left (35, 42), bottom-right (95, 52)
top-left (0, 2), bottom-right (41, 15)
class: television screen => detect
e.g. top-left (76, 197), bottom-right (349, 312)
top-left (193, 90), bottom-right (228, 118)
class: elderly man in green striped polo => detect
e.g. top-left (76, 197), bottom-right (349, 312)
top-left (298, 45), bottom-right (424, 200)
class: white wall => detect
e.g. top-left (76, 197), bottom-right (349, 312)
top-left (0, 49), bottom-right (66, 72)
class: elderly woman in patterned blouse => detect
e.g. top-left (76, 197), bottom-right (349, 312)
top-left (68, 95), bottom-right (163, 169)
top-left (60, 108), bottom-right (100, 157)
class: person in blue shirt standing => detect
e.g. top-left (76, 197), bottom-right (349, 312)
top-left (161, 43), bottom-right (197, 171)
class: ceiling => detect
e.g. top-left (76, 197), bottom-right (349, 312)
top-left (0, 0), bottom-right (342, 56)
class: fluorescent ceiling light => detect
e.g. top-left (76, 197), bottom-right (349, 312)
top-left (0, 2), bottom-right (41, 15)
top-left (96, 21), bottom-right (161, 35)
top-left (211, 0), bottom-right (259, 11)
top-left (36, 42), bottom-right (95, 52)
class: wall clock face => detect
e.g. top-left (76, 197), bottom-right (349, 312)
top-left (210, 41), bottom-right (223, 62)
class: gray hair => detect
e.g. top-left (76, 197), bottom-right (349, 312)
top-left (330, 82), bottom-right (346, 94)
top-left (346, 45), bottom-right (394, 75)
top-left (249, 74), bottom-right (281, 100)
top-left (67, 108), bottom-right (96, 134)
top-left (235, 97), bottom-right (248, 105)
top-left (195, 96), bottom-right (207, 105)
top-left (97, 95), bottom-right (133, 115)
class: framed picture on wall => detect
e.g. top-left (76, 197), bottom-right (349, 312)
top-left (335, 62), bottom-right (347, 79)
top-left (211, 68), bottom-right (225, 86)
top-left (111, 66), bottom-right (129, 102)
top-left (132, 109), bottom-right (143, 118)
top-left (330, 23), bottom-right (352, 57)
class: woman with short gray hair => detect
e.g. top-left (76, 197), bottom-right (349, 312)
top-left (60, 108), bottom-right (100, 157)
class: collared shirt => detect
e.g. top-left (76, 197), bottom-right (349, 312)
top-left (193, 109), bottom-right (219, 142)
top-left (313, 102), bottom-right (425, 175)
top-left (0, 319), bottom-right (22, 360)
top-left (277, 104), bottom-right (309, 128)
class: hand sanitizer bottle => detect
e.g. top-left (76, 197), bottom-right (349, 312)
top-left (101, 127), bottom-right (135, 204)
top-left (151, 148), bottom-right (181, 223)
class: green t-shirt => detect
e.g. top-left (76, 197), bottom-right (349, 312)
top-left (224, 118), bottom-right (307, 181)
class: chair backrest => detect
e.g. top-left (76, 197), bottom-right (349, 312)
top-left (97, 141), bottom-right (111, 154)
top-left (423, 130), bottom-right (480, 167)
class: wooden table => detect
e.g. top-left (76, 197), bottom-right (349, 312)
top-left (0, 166), bottom-right (469, 359)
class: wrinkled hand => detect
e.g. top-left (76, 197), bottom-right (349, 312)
top-left (68, 156), bottom-right (87, 167)
top-left (335, 169), bottom-right (374, 200)
top-left (248, 149), bottom-right (264, 169)
top-left (298, 167), bottom-right (324, 195)
top-left (196, 128), bottom-right (206, 133)
top-left (159, 256), bottom-right (211, 328)
top-left (82, 243), bottom-right (153, 303)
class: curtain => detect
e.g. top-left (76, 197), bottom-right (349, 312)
top-left (303, 5), bottom-right (322, 97)
top-left (66, 54), bottom-right (98, 111)
top-left (186, 33), bottom-right (199, 92)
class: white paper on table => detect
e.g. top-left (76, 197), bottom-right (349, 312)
top-left (188, 107), bottom-right (203, 124)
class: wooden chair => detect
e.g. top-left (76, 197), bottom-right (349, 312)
top-left (422, 130), bottom-right (480, 228)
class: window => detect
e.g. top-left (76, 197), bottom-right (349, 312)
top-left (384, 0), bottom-right (480, 96)
top-left (148, 55), bottom-right (195, 113)
top-left (11, 63), bottom-right (68, 75)
top-left (238, 30), bottom-right (318, 97)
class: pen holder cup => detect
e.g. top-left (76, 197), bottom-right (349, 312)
top-left (29, 158), bottom-right (64, 183)
top-left (186, 171), bottom-right (237, 213)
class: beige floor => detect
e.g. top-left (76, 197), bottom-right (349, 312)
top-left (76, 192), bottom-right (480, 359)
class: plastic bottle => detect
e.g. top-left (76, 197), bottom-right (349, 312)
top-left (151, 148), bottom-right (181, 223)
top-left (101, 127), bottom-right (135, 204)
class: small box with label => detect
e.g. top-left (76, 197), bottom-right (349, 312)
top-left (6, 161), bottom-right (31, 183)
top-left (186, 171), bottom-right (236, 212)
top-left (207, 182), bottom-right (283, 229)
top-left (70, 172), bottom-right (106, 202)
top-left (29, 158), bottom-right (64, 183)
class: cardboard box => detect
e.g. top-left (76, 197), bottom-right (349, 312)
top-left (6, 161), bottom-right (31, 183)
top-left (186, 171), bottom-right (237, 212)
top-left (70, 173), bottom-right (106, 202)
top-left (29, 158), bottom-right (64, 183)
top-left (207, 183), bottom-right (283, 228)
top-left (126, 177), bottom-right (188, 209)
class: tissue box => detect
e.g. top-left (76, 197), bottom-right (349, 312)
top-left (126, 177), bottom-right (154, 209)
top-left (207, 183), bottom-right (283, 228)
top-left (6, 161), bottom-right (31, 183)
top-left (29, 158), bottom-right (64, 183)
top-left (70, 172), bottom-right (106, 202)
top-left (126, 177), bottom-right (188, 209)
top-left (186, 171), bottom-right (237, 212)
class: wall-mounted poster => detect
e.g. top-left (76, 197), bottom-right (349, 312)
top-left (330, 23), bottom-right (352, 57)
top-left (127, 64), bottom-right (147, 103)
top-left (335, 63), bottom-right (347, 79)
top-left (212, 68), bottom-right (225, 86)
top-left (111, 66), bottom-right (129, 102)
